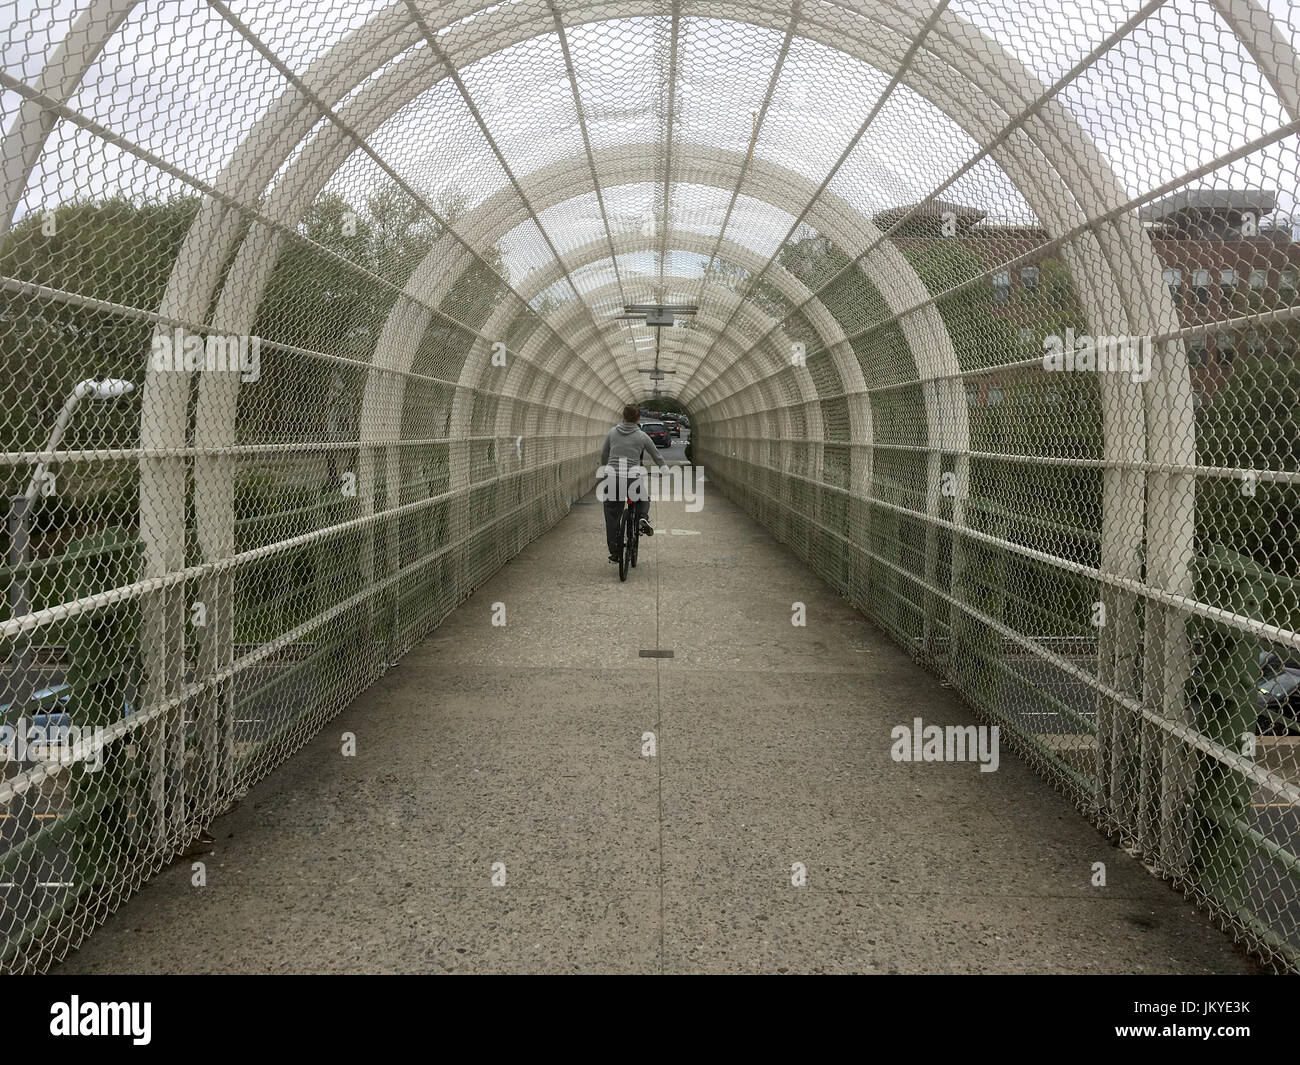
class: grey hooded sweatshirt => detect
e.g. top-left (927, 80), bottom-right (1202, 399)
top-left (601, 421), bottom-right (665, 472)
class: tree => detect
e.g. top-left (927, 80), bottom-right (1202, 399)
top-left (1197, 354), bottom-right (1300, 578)
top-left (0, 195), bottom-right (200, 460)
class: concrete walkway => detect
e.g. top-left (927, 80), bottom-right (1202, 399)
top-left (59, 484), bottom-right (1255, 973)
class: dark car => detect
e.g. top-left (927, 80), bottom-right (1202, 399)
top-left (641, 421), bottom-right (671, 448)
top-left (1258, 651), bottom-right (1300, 725)
top-left (664, 418), bottom-right (681, 437)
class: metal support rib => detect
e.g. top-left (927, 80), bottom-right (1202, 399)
top-left (684, 0), bottom-right (1170, 399)
top-left (401, 0), bottom-right (640, 398)
top-left (678, 0), bottom-right (951, 393)
top-left (656, 0), bottom-right (680, 309)
top-left (693, 1), bottom-right (800, 303)
top-left (549, 0), bottom-right (630, 324)
top-left (0, 68), bottom-right (618, 416)
top-left (206, 0), bottom-right (628, 406)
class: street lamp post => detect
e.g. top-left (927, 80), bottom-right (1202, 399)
top-left (6, 377), bottom-right (135, 709)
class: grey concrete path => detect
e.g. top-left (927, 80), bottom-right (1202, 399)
top-left (58, 482), bottom-right (1255, 973)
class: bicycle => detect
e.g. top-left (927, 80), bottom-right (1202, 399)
top-left (618, 490), bottom-right (641, 581)
top-left (599, 462), bottom-right (651, 581)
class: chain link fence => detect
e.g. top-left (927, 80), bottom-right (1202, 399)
top-left (1, 0), bottom-right (1298, 972)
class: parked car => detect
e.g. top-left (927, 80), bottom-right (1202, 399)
top-left (641, 421), bottom-right (671, 448)
top-left (1258, 651), bottom-right (1300, 725)
top-left (664, 418), bottom-right (681, 437)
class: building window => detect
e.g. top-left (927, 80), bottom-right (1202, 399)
top-left (1193, 268), bottom-right (1211, 305)
top-left (1163, 267), bottom-right (1183, 306)
top-left (1250, 268), bottom-right (1268, 293)
top-left (1282, 269), bottom-right (1296, 301)
top-left (1220, 268), bottom-right (1237, 304)
top-left (992, 270), bottom-right (1011, 303)
top-left (1188, 343), bottom-right (1208, 367)
top-left (1021, 266), bottom-right (1040, 293)
top-left (965, 384), bottom-right (978, 405)
top-left (1218, 340), bottom-right (1236, 364)
top-left (987, 386), bottom-right (1004, 407)
top-left (1248, 330), bottom-right (1266, 357)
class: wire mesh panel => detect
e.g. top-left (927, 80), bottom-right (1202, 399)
top-left (0, 0), bottom-right (1298, 972)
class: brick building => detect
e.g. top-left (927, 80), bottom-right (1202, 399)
top-left (874, 191), bottom-right (1300, 405)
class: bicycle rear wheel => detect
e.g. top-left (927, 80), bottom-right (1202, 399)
top-left (619, 506), bottom-right (633, 581)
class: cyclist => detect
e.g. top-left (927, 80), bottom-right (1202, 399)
top-left (599, 404), bottom-right (666, 564)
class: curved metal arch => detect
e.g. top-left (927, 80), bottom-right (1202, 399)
top-left (497, 228), bottom-right (855, 379)
top-left (521, 272), bottom-right (825, 447)
top-left (467, 272), bottom-right (811, 480)
top-left (10, 0), bottom-right (1289, 398)
top-left (358, 136), bottom-right (961, 534)
top-left (381, 141), bottom-right (966, 503)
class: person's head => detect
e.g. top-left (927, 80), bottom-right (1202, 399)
top-left (622, 404), bottom-right (640, 424)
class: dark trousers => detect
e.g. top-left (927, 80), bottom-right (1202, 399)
top-left (603, 498), bottom-right (649, 557)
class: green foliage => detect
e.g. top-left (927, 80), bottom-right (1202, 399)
top-left (0, 184), bottom-right (505, 457)
top-left (248, 184), bottom-right (507, 440)
top-left (1197, 355), bottom-right (1300, 579)
top-left (0, 195), bottom-right (201, 459)
top-left (62, 528), bottom-right (140, 726)
top-left (902, 241), bottom-right (1023, 371)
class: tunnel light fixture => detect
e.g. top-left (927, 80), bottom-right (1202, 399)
top-left (616, 303), bottom-right (699, 327)
top-left (23, 377), bottom-right (135, 502)
top-left (77, 377), bottom-right (135, 401)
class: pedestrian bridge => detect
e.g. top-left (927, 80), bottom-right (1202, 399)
top-left (0, 0), bottom-right (1297, 973)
